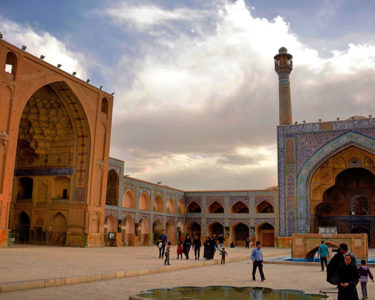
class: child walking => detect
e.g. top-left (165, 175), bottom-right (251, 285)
top-left (164, 242), bottom-right (171, 265)
top-left (358, 259), bottom-right (374, 300)
top-left (177, 240), bottom-right (183, 259)
top-left (220, 247), bottom-right (228, 264)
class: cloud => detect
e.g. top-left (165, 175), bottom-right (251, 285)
top-left (0, 17), bottom-right (88, 79)
top-left (104, 2), bottom-right (215, 32)
top-left (102, 0), bottom-right (375, 190)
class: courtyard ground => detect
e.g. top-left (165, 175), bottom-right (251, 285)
top-left (1, 246), bottom-right (374, 299)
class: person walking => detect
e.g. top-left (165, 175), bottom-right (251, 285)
top-left (318, 240), bottom-right (329, 271)
top-left (217, 234), bottom-right (225, 251)
top-left (192, 234), bottom-right (201, 260)
top-left (203, 237), bottom-right (210, 260)
top-left (358, 259), bottom-right (374, 300)
top-left (164, 242), bottom-right (171, 265)
top-left (337, 254), bottom-right (360, 300)
top-left (183, 234), bottom-right (192, 259)
top-left (220, 247), bottom-right (228, 264)
top-left (177, 240), bottom-right (183, 259)
top-left (251, 241), bottom-right (265, 281)
top-left (245, 236), bottom-right (250, 249)
top-left (209, 237), bottom-right (216, 259)
top-left (158, 230), bottom-right (168, 259)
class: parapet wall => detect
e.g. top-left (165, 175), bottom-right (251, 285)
top-left (292, 233), bottom-right (368, 260)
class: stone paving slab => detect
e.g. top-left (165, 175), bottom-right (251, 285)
top-left (2, 259), bottom-right (362, 300)
top-left (0, 245), bottom-right (289, 293)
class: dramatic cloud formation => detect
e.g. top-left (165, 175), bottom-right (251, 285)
top-left (0, 17), bottom-right (88, 79)
top-left (3, 0), bottom-right (375, 190)
top-left (105, 0), bottom-right (375, 190)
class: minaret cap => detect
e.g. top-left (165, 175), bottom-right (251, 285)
top-left (279, 47), bottom-right (288, 54)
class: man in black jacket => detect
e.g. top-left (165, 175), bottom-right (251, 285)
top-left (327, 243), bottom-right (357, 285)
top-left (192, 234), bottom-right (201, 260)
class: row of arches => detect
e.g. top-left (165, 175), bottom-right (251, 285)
top-left (186, 200), bottom-right (274, 214)
top-left (107, 183), bottom-right (185, 214)
top-left (104, 214), bottom-right (275, 247)
top-left (15, 211), bottom-right (68, 245)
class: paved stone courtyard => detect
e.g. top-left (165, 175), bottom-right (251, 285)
top-left (1, 246), bottom-right (375, 299)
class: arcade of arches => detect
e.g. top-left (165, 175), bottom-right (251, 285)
top-left (310, 146), bottom-right (375, 246)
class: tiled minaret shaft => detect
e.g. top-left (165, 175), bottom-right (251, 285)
top-left (274, 47), bottom-right (293, 125)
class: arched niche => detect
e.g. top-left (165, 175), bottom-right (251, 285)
top-left (230, 201), bottom-right (249, 213)
top-left (52, 176), bottom-right (70, 200)
top-left (207, 201), bottom-right (224, 213)
top-left (50, 212), bottom-right (67, 245)
top-left (256, 201), bottom-right (274, 213)
top-left (153, 195), bottom-right (163, 212)
top-left (152, 219), bottom-right (163, 244)
top-left (207, 222), bottom-right (224, 237)
top-left (166, 198), bottom-right (176, 214)
top-left (101, 98), bottom-right (108, 116)
top-left (123, 216), bottom-right (135, 246)
top-left (139, 192), bottom-right (151, 210)
top-left (177, 200), bottom-right (185, 215)
top-left (256, 223), bottom-right (274, 247)
top-left (230, 222), bottom-right (249, 246)
top-left (187, 201), bottom-right (201, 213)
top-left (16, 177), bottom-right (33, 200)
top-left (166, 220), bottom-right (176, 244)
top-left (5, 51), bottom-right (17, 80)
top-left (186, 221), bottom-right (201, 238)
top-left (106, 169), bottom-right (119, 206)
top-left (122, 189), bottom-right (136, 209)
top-left (138, 218), bottom-right (150, 246)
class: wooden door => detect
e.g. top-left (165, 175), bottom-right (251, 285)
top-left (262, 232), bottom-right (274, 247)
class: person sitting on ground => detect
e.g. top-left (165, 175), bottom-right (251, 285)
top-left (358, 259), bottom-right (374, 300)
top-left (230, 241), bottom-right (235, 248)
top-left (164, 242), bottom-right (171, 265)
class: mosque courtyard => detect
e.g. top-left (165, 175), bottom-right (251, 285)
top-left (0, 246), bottom-right (374, 299)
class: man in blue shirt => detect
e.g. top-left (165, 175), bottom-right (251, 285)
top-left (251, 241), bottom-right (265, 281)
top-left (158, 230), bottom-right (168, 259)
top-left (317, 240), bottom-right (329, 271)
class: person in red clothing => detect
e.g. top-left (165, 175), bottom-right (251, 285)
top-left (177, 240), bottom-right (183, 259)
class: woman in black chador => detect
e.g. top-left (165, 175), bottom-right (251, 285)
top-left (203, 237), bottom-right (211, 260)
top-left (337, 254), bottom-right (360, 300)
top-left (183, 235), bottom-right (192, 259)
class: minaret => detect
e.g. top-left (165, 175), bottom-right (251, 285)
top-left (274, 47), bottom-right (293, 125)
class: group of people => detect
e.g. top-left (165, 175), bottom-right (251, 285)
top-left (157, 231), bottom-right (229, 265)
top-left (317, 241), bottom-right (374, 300)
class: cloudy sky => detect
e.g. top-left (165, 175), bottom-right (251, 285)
top-left (2, 0), bottom-right (375, 190)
